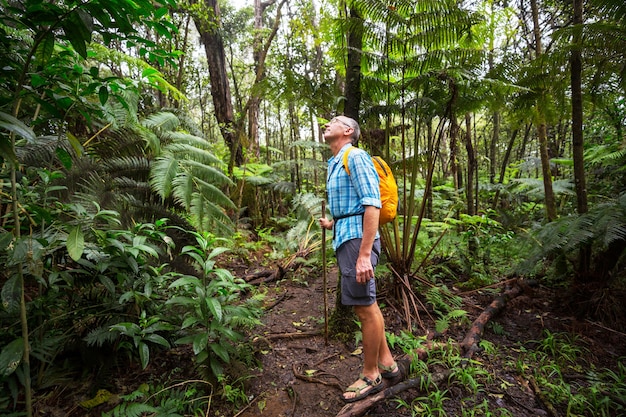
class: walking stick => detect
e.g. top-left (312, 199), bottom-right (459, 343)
top-left (321, 200), bottom-right (328, 345)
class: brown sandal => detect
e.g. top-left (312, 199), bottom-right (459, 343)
top-left (378, 361), bottom-right (400, 379)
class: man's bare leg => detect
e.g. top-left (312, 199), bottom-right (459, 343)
top-left (343, 302), bottom-right (389, 401)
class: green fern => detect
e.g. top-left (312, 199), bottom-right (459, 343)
top-left (511, 177), bottom-right (575, 198)
top-left (425, 285), bottom-right (463, 315)
top-left (519, 192), bottom-right (626, 278)
top-left (84, 326), bottom-right (119, 348)
top-left (102, 402), bottom-right (157, 417)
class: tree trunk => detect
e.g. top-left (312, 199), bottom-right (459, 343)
top-left (450, 116), bottom-right (459, 192)
top-left (465, 113), bottom-right (476, 217)
top-left (247, 0), bottom-right (264, 158)
top-left (570, 0), bottom-right (590, 278)
top-left (490, 112), bottom-right (500, 184)
top-left (570, 0), bottom-right (587, 216)
top-left (530, 0), bottom-right (557, 221)
top-left (516, 123), bottom-right (532, 164)
top-left (491, 128), bottom-right (518, 209)
top-left (344, 6), bottom-right (363, 122)
top-left (193, 0), bottom-right (242, 172)
top-left (426, 121), bottom-right (434, 219)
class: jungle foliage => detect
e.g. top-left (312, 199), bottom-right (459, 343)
top-left (0, 0), bottom-right (625, 415)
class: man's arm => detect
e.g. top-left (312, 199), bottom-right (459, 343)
top-left (355, 205), bottom-right (380, 284)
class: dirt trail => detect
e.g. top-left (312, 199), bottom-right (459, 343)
top-left (234, 266), bottom-right (626, 417)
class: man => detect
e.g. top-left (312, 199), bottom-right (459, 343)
top-left (319, 115), bottom-right (399, 402)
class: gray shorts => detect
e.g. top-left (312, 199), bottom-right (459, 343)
top-left (336, 238), bottom-right (381, 306)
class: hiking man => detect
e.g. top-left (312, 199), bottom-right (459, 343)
top-left (319, 115), bottom-right (399, 402)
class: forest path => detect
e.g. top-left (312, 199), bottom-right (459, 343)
top-left (232, 265), bottom-right (626, 417)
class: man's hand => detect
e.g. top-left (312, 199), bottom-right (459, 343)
top-left (319, 218), bottom-right (333, 230)
top-left (355, 254), bottom-right (374, 284)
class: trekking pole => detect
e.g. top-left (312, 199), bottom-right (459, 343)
top-left (321, 200), bottom-right (329, 345)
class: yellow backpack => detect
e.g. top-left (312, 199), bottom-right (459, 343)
top-left (342, 147), bottom-right (398, 226)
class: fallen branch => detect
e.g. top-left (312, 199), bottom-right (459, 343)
top-left (264, 331), bottom-right (320, 340)
top-left (244, 270), bottom-right (273, 282)
top-left (460, 281), bottom-right (524, 358)
top-left (245, 265), bottom-right (286, 285)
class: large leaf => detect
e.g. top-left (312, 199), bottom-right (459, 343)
top-left (0, 230), bottom-right (14, 251)
top-left (67, 226), bottom-right (85, 261)
top-left (206, 297), bottom-right (223, 322)
top-left (0, 338), bottom-right (24, 377)
top-left (62, 9), bottom-right (94, 59)
top-left (0, 111), bottom-right (36, 143)
top-left (1, 275), bottom-right (21, 314)
top-left (138, 341), bottom-right (150, 369)
top-left (210, 342), bottom-right (230, 363)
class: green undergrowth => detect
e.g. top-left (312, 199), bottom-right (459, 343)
top-left (387, 330), bottom-right (626, 417)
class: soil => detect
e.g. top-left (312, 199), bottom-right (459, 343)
top-left (217, 265), bottom-right (626, 417)
top-left (32, 259), bottom-right (626, 417)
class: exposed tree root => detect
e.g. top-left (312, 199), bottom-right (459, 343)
top-left (460, 280), bottom-right (525, 358)
top-left (330, 281), bottom-right (527, 416)
top-left (244, 265), bottom-right (286, 285)
top-left (292, 363), bottom-right (343, 391)
top-left (264, 331), bottom-right (320, 340)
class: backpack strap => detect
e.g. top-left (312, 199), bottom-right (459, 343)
top-left (335, 146), bottom-right (362, 221)
top-left (342, 146), bottom-right (354, 175)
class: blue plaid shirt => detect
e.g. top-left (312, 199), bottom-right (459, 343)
top-left (327, 144), bottom-right (381, 251)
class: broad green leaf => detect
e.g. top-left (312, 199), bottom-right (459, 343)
top-left (0, 111), bottom-right (36, 143)
top-left (144, 334), bottom-right (170, 348)
top-left (1, 275), bottom-right (20, 314)
top-left (35, 30), bottom-right (54, 66)
top-left (63, 9), bottom-right (94, 59)
top-left (0, 338), bottom-right (24, 377)
top-left (99, 276), bottom-right (116, 295)
top-left (133, 244), bottom-right (158, 258)
top-left (138, 342), bottom-right (150, 369)
top-left (210, 342), bottom-right (229, 363)
top-left (98, 85), bottom-right (109, 105)
top-left (0, 231), bottom-right (13, 251)
top-left (192, 333), bottom-right (208, 355)
top-left (67, 226), bottom-right (84, 261)
top-left (55, 146), bottom-right (73, 170)
top-left (66, 131), bottom-right (84, 158)
top-left (208, 247), bottom-right (230, 260)
top-left (206, 297), bottom-right (223, 322)
top-left (169, 276), bottom-right (202, 288)
top-left (181, 316), bottom-right (199, 329)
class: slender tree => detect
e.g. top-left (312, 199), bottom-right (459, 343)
top-left (529, 0), bottom-right (558, 221)
top-left (192, 0), bottom-right (243, 171)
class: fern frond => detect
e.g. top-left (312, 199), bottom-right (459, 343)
top-left (272, 181), bottom-right (297, 194)
top-left (150, 156), bottom-right (180, 198)
top-left (292, 192), bottom-right (325, 220)
top-left (103, 402), bottom-right (157, 417)
top-left (519, 193), bottom-right (626, 275)
top-left (141, 111), bottom-right (181, 134)
top-left (102, 156), bottom-right (151, 177)
top-left (511, 178), bottom-right (575, 198)
top-left (182, 160), bottom-right (233, 187)
top-left (84, 326), bottom-right (119, 347)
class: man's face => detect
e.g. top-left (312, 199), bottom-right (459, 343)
top-left (323, 117), bottom-right (352, 142)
